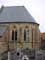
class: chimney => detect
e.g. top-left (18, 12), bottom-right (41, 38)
top-left (0, 5), bottom-right (4, 13)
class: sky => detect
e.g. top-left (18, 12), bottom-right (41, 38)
top-left (0, 0), bottom-right (45, 32)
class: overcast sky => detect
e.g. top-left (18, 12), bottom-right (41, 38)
top-left (0, 0), bottom-right (45, 32)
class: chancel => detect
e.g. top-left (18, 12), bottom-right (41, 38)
top-left (0, 6), bottom-right (40, 60)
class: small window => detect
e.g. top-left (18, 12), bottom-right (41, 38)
top-left (35, 29), bottom-right (38, 41)
top-left (32, 29), bottom-right (33, 48)
top-left (0, 36), bottom-right (2, 38)
top-left (24, 29), bottom-right (29, 42)
top-left (41, 40), bottom-right (45, 50)
top-left (24, 30), bottom-right (26, 41)
top-left (26, 30), bottom-right (29, 41)
top-left (15, 30), bottom-right (17, 41)
top-left (12, 30), bottom-right (17, 41)
top-left (12, 30), bottom-right (14, 40)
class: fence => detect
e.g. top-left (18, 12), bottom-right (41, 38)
top-left (0, 49), bottom-right (45, 60)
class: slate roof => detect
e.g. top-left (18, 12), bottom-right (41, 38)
top-left (0, 6), bottom-right (38, 24)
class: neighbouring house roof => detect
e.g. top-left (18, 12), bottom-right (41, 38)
top-left (0, 6), bottom-right (38, 24)
top-left (0, 26), bottom-right (7, 36)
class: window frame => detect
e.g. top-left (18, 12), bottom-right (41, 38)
top-left (24, 28), bottom-right (29, 42)
top-left (12, 30), bottom-right (17, 42)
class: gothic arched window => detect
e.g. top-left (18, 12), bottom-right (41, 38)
top-left (15, 30), bottom-right (17, 41)
top-left (24, 30), bottom-right (26, 41)
top-left (12, 30), bottom-right (17, 41)
top-left (12, 30), bottom-right (14, 40)
top-left (24, 29), bottom-right (29, 42)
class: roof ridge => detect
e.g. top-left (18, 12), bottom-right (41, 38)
top-left (3, 5), bottom-right (24, 8)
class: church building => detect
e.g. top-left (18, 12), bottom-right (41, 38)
top-left (0, 6), bottom-right (40, 60)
